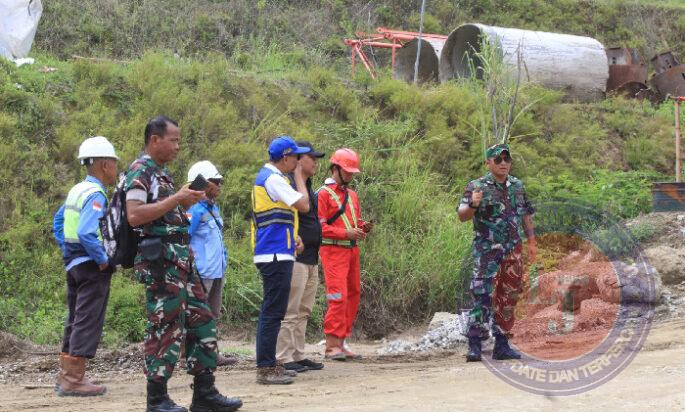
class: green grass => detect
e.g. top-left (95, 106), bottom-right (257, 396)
top-left (0, 0), bottom-right (683, 346)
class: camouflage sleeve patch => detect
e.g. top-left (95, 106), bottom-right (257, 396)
top-left (460, 180), bottom-right (477, 207)
top-left (124, 160), bottom-right (152, 195)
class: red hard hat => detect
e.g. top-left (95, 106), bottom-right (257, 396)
top-left (330, 148), bottom-right (360, 173)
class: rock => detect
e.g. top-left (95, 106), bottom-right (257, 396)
top-left (556, 274), bottom-right (595, 311)
top-left (428, 312), bottom-right (459, 332)
top-left (644, 246), bottom-right (685, 285)
top-left (380, 313), bottom-right (468, 355)
top-left (596, 270), bottom-right (621, 304)
top-left (595, 261), bottom-right (662, 304)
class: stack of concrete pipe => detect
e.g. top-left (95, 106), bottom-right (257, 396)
top-left (394, 23), bottom-right (609, 102)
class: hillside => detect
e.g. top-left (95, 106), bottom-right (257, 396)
top-left (0, 0), bottom-right (682, 346)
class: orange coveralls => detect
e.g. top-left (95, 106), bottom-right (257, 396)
top-left (317, 180), bottom-right (366, 339)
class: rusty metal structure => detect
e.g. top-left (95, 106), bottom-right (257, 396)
top-left (605, 47), bottom-right (649, 98)
top-left (650, 52), bottom-right (685, 99)
top-left (438, 23), bottom-right (609, 101)
top-left (343, 28), bottom-right (446, 80)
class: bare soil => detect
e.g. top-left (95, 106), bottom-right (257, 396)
top-left (3, 317), bottom-right (685, 411)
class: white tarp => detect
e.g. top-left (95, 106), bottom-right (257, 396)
top-left (0, 0), bottom-right (43, 60)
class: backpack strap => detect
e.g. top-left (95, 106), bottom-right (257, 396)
top-left (201, 202), bottom-right (223, 230)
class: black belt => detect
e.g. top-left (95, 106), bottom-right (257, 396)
top-left (144, 233), bottom-right (190, 245)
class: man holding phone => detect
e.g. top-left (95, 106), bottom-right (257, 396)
top-left (125, 116), bottom-right (242, 412)
top-left (318, 148), bottom-right (373, 361)
top-left (458, 143), bottom-right (536, 363)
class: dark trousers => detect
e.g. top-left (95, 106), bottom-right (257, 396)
top-left (255, 258), bottom-right (293, 367)
top-left (61, 260), bottom-right (112, 358)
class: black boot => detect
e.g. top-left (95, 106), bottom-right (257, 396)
top-left (466, 336), bottom-right (482, 362)
top-left (147, 381), bottom-right (187, 412)
top-left (492, 332), bottom-right (521, 360)
top-left (189, 372), bottom-right (242, 412)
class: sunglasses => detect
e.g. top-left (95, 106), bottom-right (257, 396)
top-left (208, 178), bottom-right (223, 186)
top-left (493, 154), bottom-right (512, 165)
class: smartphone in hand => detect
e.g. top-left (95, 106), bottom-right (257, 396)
top-left (189, 174), bottom-right (209, 191)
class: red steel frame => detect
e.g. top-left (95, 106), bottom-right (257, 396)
top-left (344, 27), bottom-right (447, 79)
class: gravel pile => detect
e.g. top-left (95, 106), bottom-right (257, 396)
top-left (379, 313), bottom-right (470, 355)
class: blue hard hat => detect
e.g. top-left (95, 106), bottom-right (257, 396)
top-left (268, 135), bottom-right (311, 160)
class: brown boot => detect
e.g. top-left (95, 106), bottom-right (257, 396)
top-left (55, 355), bottom-right (106, 396)
top-left (54, 352), bottom-right (68, 392)
top-left (324, 335), bottom-right (346, 361)
top-left (256, 366), bottom-right (294, 385)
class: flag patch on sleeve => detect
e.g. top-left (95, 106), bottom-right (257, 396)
top-left (92, 201), bottom-right (103, 212)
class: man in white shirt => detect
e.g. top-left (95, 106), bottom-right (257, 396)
top-left (251, 136), bottom-right (311, 385)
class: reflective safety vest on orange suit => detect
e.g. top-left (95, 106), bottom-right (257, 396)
top-left (317, 181), bottom-right (363, 247)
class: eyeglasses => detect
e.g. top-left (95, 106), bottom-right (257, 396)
top-left (208, 178), bottom-right (223, 186)
top-left (493, 154), bottom-right (512, 165)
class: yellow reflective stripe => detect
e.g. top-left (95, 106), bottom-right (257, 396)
top-left (254, 208), bottom-right (295, 218)
top-left (256, 218), bottom-right (295, 228)
top-left (321, 238), bottom-right (353, 246)
top-left (320, 186), bottom-right (357, 229)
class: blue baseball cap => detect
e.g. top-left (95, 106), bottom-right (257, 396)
top-left (268, 135), bottom-right (311, 160)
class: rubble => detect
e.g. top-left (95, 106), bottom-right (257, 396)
top-left (379, 313), bottom-right (468, 355)
top-left (644, 245), bottom-right (685, 285)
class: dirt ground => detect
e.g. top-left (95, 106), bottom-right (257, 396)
top-left (2, 317), bottom-right (685, 412)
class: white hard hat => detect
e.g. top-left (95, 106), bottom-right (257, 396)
top-left (187, 160), bottom-right (222, 183)
top-left (77, 136), bottom-right (119, 162)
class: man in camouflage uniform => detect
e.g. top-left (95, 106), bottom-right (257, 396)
top-left (125, 116), bottom-right (242, 412)
top-left (458, 143), bottom-right (536, 362)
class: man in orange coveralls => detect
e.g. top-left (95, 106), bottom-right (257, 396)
top-left (318, 148), bottom-right (373, 361)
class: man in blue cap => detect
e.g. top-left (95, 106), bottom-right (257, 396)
top-left (458, 143), bottom-right (536, 362)
top-left (251, 135), bottom-right (311, 384)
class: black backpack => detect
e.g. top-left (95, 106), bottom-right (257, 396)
top-left (99, 173), bottom-right (138, 269)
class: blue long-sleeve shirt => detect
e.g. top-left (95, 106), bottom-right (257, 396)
top-left (188, 200), bottom-right (227, 279)
top-left (53, 176), bottom-right (109, 271)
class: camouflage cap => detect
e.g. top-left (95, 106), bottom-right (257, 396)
top-left (485, 143), bottom-right (511, 159)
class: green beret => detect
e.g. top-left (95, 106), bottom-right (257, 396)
top-left (485, 143), bottom-right (510, 159)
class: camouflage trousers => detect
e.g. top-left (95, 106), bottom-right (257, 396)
top-left (136, 258), bottom-right (218, 383)
top-left (467, 243), bottom-right (523, 339)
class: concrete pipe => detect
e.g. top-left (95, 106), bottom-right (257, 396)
top-left (394, 37), bottom-right (446, 83)
top-left (439, 23), bottom-right (609, 102)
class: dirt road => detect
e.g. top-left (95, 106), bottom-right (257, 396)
top-left (3, 318), bottom-right (685, 411)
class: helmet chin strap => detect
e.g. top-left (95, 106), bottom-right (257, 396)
top-left (334, 165), bottom-right (351, 188)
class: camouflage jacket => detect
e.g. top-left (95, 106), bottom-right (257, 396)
top-left (124, 154), bottom-right (191, 271)
top-left (460, 172), bottom-right (535, 255)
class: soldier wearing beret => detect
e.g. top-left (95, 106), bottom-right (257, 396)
top-left (458, 143), bottom-right (537, 362)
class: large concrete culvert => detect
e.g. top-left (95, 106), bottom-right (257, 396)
top-left (394, 37), bottom-right (446, 83)
top-left (439, 23), bottom-right (609, 102)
